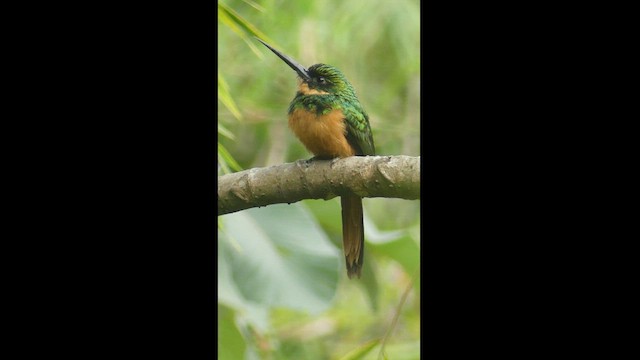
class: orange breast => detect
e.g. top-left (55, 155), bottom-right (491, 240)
top-left (289, 108), bottom-right (355, 158)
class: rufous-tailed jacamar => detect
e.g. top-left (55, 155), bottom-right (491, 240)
top-left (257, 38), bottom-right (375, 279)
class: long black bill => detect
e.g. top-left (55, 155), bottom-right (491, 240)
top-left (256, 38), bottom-right (311, 82)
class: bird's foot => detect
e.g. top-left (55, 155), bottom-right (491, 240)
top-left (297, 156), bottom-right (339, 168)
top-left (296, 156), bottom-right (318, 168)
top-left (306, 155), bottom-right (334, 163)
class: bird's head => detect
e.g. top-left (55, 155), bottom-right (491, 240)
top-left (256, 38), bottom-right (356, 97)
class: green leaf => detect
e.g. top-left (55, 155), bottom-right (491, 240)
top-left (365, 217), bottom-right (420, 280)
top-left (218, 143), bottom-right (243, 173)
top-left (218, 203), bottom-right (341, 313)
top-left (358, 257), bottom-right (380, 311)
top-left (370, 234), bottom-right (419, 279)
top-left (363, 341), bottom-right (421, 360)
top-left (337, 338), bottom-right (381, 360)
top-left (218, 237), bottom-right (271, 333)
top-left (218, 74), bottom-right (243, 121)
top-left (218, 304), bottom-right (247, 360)
top-left (304, 198), bottom-right (343, 244)
top-left (218, 2), bottom-right (277, 58)
top-left (306, 199), bottom-right (395, 311)
top-left (241, 0), bottom-right (265, 12)
top-left (218, 122), bottom-right (235, 140)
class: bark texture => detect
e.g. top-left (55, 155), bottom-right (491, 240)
top-left (218, 155), bottom-right (420, 216)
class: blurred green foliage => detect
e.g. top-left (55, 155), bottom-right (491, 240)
top-left (218, 0), bottom-right (420, 358)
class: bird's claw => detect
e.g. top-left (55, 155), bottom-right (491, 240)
top-left (297, 156), bottom-right (340, 168)
top-left (296, 157), bottom-right (315, 168)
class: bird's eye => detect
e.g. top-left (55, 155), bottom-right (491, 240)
top-left (318, 77), bottom-right (326, 84)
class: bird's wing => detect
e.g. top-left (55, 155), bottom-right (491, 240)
top-left (343, 105), bottom-right (375, 156)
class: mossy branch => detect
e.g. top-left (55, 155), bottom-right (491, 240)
top-left (218, 155), bottom-right (420, 216)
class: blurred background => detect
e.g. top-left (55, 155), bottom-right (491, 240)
top-left (218, 0), bottom-right (420, 358)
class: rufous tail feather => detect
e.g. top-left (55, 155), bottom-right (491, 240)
top-left (341, 194), bottom-right (364, 278)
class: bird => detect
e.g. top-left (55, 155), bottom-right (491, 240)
top-left (256, 38), bottom-right (375, 278)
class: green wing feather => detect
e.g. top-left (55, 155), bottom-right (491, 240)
top-left (343, 104), bottom-right (375, 156)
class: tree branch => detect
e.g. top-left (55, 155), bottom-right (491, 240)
top-left (218, 155), bottom-right (420, 216)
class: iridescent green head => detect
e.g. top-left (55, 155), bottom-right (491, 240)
top-left (303, 63), bottom-right (356, 96)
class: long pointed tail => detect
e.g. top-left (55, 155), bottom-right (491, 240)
top-left (341, 195), bottom-right (364, 278)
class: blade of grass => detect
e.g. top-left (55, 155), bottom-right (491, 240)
top-left (218, 74), bottom-right (242, 121)
top-left (218, 143), bottom-right (242, 173)
top-left (218, 2), bottom-right (278, 58)
top-left (218, 123), bottom-right (235, 140)
top-left (337, 338), bottom-right (381, 360)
